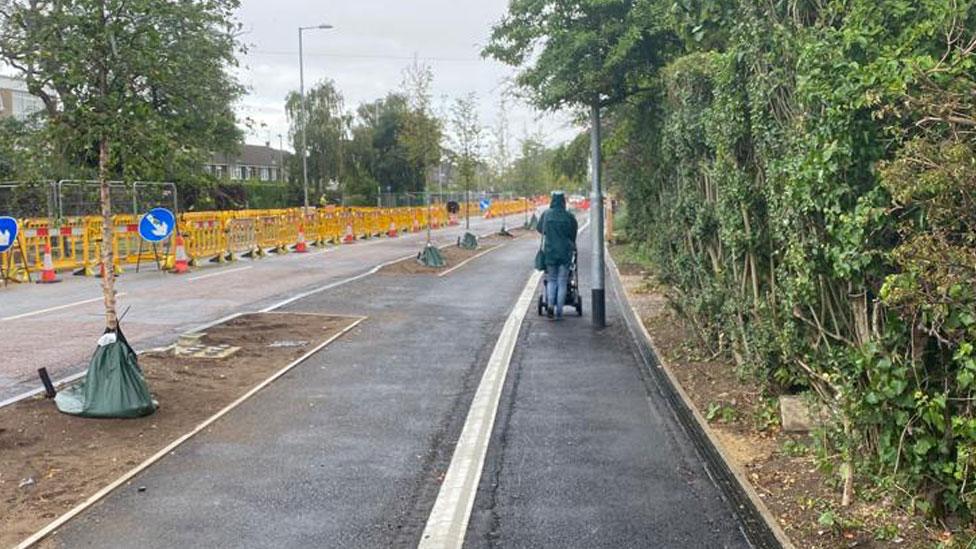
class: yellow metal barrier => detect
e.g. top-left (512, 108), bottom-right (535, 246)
top-left (484, 200), bottom-right (530, 219)
top-left (3, 200), bottom-right (527, 285)
top-left (184, 217), bottom-right (226, 265)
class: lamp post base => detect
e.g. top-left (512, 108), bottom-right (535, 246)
top-left (592, 288), bottom-right (606, 328)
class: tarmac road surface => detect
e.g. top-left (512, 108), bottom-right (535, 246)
top-left (46, 221), bottom-right (752, 548)
top-left (0, 213), bottom-right (527, 403)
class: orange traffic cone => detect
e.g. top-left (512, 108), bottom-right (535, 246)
top-left (172, 234), bottom-right (190, 274)
top-left (412, 217), bottom-right (420, 233)
top-left (342, 221), bottom-right (355, 244)
top-left (387, 220), bottom-right (398, 238)
top-left (295, 224), bottom-right (309, 253)
top-left (38, 243), bottom-right (60, 284)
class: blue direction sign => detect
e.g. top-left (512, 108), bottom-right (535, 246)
top-left (0, 216), bottom-right (18, 253)
top-left (479, 198), bottom-right (491, 211)
top-left (139, 208), bottom-right (175, 243)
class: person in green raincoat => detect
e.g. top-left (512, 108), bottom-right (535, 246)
top-left (537, 191), bottom-right (578, 319)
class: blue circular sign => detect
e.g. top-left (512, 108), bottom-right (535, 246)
top-left (479, 198), bottom-right (491, 211)
top-left (0, 216), bottom-right (18, 254)
top-left (139, 208), bottom-right (175, 243)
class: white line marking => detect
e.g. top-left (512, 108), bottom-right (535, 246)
top-left (419, 269), bottom-right (543, 549)
top-left (186, 266), bottom-right (253, 282)
top-left (15, 316), bottom-right (367, 549)
top-left (301, 247), bottom-right (337, 257)
top-left (259, 252), bottom-right (417, 313)
top-left (1, 293), bottom-right (128, 322)
top-left (437, 245), bottom-right (503, 278)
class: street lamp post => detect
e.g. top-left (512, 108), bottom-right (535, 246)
top-left (590, 104), bottom-right (606, 328)
top-left (298, 23), bottom-right (334, 211)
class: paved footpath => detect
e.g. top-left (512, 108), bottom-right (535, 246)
top-left (462, 230), bottom-right (748, 548)
top-left (47, 223), bottom-right (751, 548)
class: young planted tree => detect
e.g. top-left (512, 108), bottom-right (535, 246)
top-left (450, 93), bottom-right (483, 242)
top-left (399, 60), bottom-right (444, 265)
top-left (0, 0), bottom-right (243, 417)
top-left (0, 0), bottom-right (242, 330)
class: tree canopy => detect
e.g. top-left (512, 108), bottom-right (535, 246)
top-left (483, 0), bottom-right (676, 109)
top-left (0, 0), bottom-right (244, 182)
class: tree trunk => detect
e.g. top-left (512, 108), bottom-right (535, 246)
top-left (99, 136), bottom-right (118, 330)
top-left (842, 416), bottom-right (854, 506)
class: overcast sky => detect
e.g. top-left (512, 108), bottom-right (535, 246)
top-left (234, 0), bottom-right (581, 154)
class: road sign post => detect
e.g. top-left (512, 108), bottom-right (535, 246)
top-left (0, 216), bottom-right (18, 286)
top-left (138, 208), bottom-right (176, 272)
top-left (0, 216), bottom-right (17, 255)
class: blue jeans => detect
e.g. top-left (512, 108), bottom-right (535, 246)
top-left (546, 264), bottom-right (570, 317)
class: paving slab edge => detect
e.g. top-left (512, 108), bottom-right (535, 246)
top-left (15, 314), bottom-right (368, 549)
top-left (607, 252), bottom-right (793, 549)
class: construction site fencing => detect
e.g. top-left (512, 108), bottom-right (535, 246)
top-left (0, 202), bottom-right (530, 285)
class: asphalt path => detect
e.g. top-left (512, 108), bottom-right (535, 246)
top-left (46, 220), bottom-right (752, 548)
top-left (50, 222), bottom-right (542, 548)
top-left (0, 213), bottom-right (528, 402)
top-left (462, 228), bottom-right (750, 548)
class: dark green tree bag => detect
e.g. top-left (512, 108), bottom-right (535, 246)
top-left (535, 232), bottom-right (546, 271)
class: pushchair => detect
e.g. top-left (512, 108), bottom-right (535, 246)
top-left (537, 250), bottom-right (583, 317)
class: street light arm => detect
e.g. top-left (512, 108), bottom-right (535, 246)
top-left (297, 22), bottom-right (334, 211)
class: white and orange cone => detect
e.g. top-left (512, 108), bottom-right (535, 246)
top-left (295, 224), bottom-right (309, 253)
top-left (38, 243), bottom-right (60, 284)
top-left (412, 216), bottom-right (420, 233)
top-left (387, 220), bottom-right (398, 238)
top-left (342, 221), bottom-right (355, 244)
top-left (172, 234), bottom-right (190, 274)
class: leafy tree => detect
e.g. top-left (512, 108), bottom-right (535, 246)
top-left (484, 0), bottom-right (675, 110)
top-left (399, 61), bottom-right (442, 185)
top-left (355, 94), bottom-right (420, 197)
top-left (450, 92), bottom-right (483, 228)
top-left (285, 80), bottom-right (349, 201)
top-left (490, 95), bottom-right (512, 192)
top-left (549, 133), bottom-right (589, 191)
top-left (0, 0), bottom-right (243, 330)
top-left (399, 60), bottom-right (442, 243)
top-left (511, 129), bottom-right (553, 195)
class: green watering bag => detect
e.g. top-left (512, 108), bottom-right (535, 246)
top-left (535, 224), bottom-right (546, 271)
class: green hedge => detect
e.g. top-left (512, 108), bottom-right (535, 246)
top-left (610, 1), bottom-right (976, 516)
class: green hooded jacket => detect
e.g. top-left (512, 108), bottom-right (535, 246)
top-left (537, 192), bottom-right (578, 266)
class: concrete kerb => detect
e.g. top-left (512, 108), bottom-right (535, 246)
top-left (607, 253), bottom-right (793, 549)
top-left (15, 315), bottom-right (368, 549)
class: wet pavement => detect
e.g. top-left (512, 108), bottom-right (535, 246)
top-left (45, 221), bottom-right (752, 548)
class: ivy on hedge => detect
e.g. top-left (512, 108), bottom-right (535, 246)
top-left (608, 0), bottom-right (976, 516)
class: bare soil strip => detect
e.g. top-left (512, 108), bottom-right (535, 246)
top-left (0, 312), bottom-right (361, 547)
top-left (379, 228), bottom-right (531, 277)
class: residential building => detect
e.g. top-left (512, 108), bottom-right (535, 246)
top-left (0, 75), bottom-right (46, 121)
top-left (205, 143), bottom-right (290, 183)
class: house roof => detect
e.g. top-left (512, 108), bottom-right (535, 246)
top-left (211, 144), bottom-right (291, 166)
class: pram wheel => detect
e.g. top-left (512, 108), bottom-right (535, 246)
top-left (576, 295), bottom-right (583, 316)
top-left (537, 294), bottom-right (545, 316)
